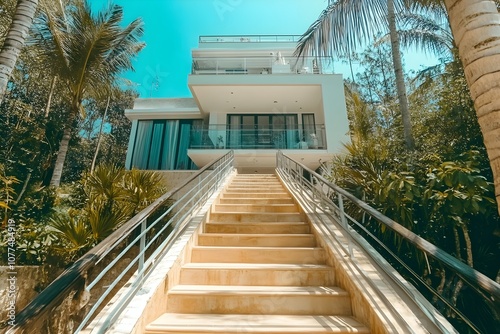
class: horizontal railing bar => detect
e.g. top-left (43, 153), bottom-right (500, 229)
top-left (279, 152), bottom-right (500, 303)
top-left (10, 151), bottom-right (234, 331)
top-left (77, 156), bottom-right (234, 332)
top-left (341, 210), bottom-right (481, 333)
top-left (83, 158), bottom-right (234, 333)
top-left (276, 151), bottom-right (497, 332)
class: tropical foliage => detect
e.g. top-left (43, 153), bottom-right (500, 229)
top-left (331, 35), bottom-right (499, 332)
top-left (48, 164), bottom-right (166, 259)
top-left (0, 0), bottom-right (39, 102)
top-left (30, 0), bottom-right (145, 187)
top-left (0, 0), bottom-right (147, 266)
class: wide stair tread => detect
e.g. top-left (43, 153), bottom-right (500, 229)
top-left (198, 233), bottom-right (316, 247)
top-left (180, 262), bottom-right (334, 286)
top-left (204, 221), bottom-right (310, 234)
top-left (166, 285), bottom-right (351, 315)
top-left (210, 212), bottom-right (304, 222)
top-left (191, 246), bottom-right (325, 264)
top-left (145, 314), bottom-right (370, 333)
top-left (221, 192), bottom-right (292, 199)
top-left (219, 198), bottom-right (295, 204)
top-left (213, 203), bottom-right (298, 213)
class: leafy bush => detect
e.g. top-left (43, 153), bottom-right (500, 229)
top-left (49, 164), bottom-right (167, 257)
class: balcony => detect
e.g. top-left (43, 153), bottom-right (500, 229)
top-left (192, 56), bottom-right (334, 75)
top-left (189, 125), bottom-right (327, 150)
top-left (199, 34), bottom-right (303, 43)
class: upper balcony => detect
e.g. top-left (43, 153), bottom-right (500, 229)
top-left (192, 56), bottom-right (334, 75)
top-left (189, 124), bottom-right (327, 150)
top-left (198, 35), bottom-right (302, 49)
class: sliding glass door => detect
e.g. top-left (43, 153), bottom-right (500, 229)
top-left (227, 114), bottom-right (298, 149)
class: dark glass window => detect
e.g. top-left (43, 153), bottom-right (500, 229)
top-left (227, 114), bottom-right (298, 149)
top-left (130, 120), bottom-right (199, 170)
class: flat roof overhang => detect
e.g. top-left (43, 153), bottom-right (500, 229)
top-left (188, 149), bottom-right (332, 171)
top-left (188, 74), bottom-right (333, 114)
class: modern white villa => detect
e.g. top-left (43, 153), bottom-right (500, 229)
top-left (125, 35), bottom-right (350, 173)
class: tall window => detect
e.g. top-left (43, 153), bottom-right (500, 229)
top-left (227, 114), bottom-right (298, 149)
top-left (302, 114), bottom-right (316, 147)
top-left (130, 120), bottom-right (199, 170)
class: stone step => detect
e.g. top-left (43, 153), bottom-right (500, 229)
top-left (179, 263), bottom-right (334, 286)
top-left (229, 180), bottom-right (282, 185)
top-left (165, 285), bottom-right (351, 315)
top-left (145, 314), bottom-right (370, 334)
top-left (221, 192), bottom-right (292, 199)
top-left (225, 188), bottom-right (287, 193)
top-left (210, 212), bottom-right (303, 223)
top-left (226, 181), bottom-right (284, 189)
top-left (190, 246), bottom-right (325, 264)
top-left (233, 174), bottom-right (277, 178)
top-left (213, 204), bottom-right (298, 213)
top-left (219, 198), bottom-right (295, 205)
top-left (204, 222), bottom-right (310, 234)
top-left (197, 233), bottom-right (316, 247)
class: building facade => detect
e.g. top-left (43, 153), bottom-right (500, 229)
top-left (125, 35), bottom-right (349, 172)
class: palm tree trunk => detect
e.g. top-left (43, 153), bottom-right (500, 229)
top-left (14, 170), bottom-right (31, 205)
top-left (444, 0), bottom-right (500, 214)
top-left (44, 76), bottom-right (57, 118)
top-left (90, 95), bottom-right (110, 174)
top-left (387, 0), bottom-right (415, 150)
top-left (49, 126), bottom-right (71, 187)
top-left (0, 0), bottom-right (39, 104)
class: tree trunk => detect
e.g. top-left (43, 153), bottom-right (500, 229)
top-left (44, 76), bottom-right (57, 118)
top-left (387, 0), bottom-right (415, 150)
top-left (452, 226), bottom-right (462, 261)
top-left (432, 268), bottom-right (446, 304)
top-left (49, 126), bottom-right (71, 187)
top-left (444, 0), bottom-right (500, 214)
top-left (14, 170), bottom-right (31, 205)
top-left (460, 224), bottom-right (473, 267)
top-left (0, 0), bottom-right (39, 104)
top-left (90, 95), bottom-right (110, 174)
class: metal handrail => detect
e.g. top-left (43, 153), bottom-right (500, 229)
top-left (276, 151), bottom-right (500, 333)
top-left (8, 151), bottom-right (235, 333)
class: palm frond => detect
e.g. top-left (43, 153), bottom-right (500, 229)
top-left (122, 168), bottom-right (166, 212)
top-left (33, 0), bottom-right (144, 101)
top-left (87, 197), bottom-right (130, 241)
top-left (409, 0), bottom-right (448, 18)
top-left (49, 215), bottom-right (91, 251)
top-left (397, 13), bottom-right (453, 58)
top-left (86, 163), bottom-right (126, 201)
top-left (295, 0), bottom-right (408, 59)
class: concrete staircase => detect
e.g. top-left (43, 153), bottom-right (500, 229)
top-left (145, 174), bottom-right (370, 333)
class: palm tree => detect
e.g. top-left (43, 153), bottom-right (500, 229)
top-left (0, 0), bottom-right (39, 104)
top-left (295, 0), bottom-right (416, 150)
top-left (300, 0), bottom-right (500, 214)
top-left (32, 0), bottom-right (144, 187)
top-left (441, 0), bottom-right (500, 214)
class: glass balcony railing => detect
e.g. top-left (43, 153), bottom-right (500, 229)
top-left (189, 125), bottom-right (327, 150)
top-left (192, 56), bottom-right (334, 75)
top-left (199, 35), bottom-right (303, 43)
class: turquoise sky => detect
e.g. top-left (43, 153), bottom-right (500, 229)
top-left (94, 0), bottom-right (438, 98)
